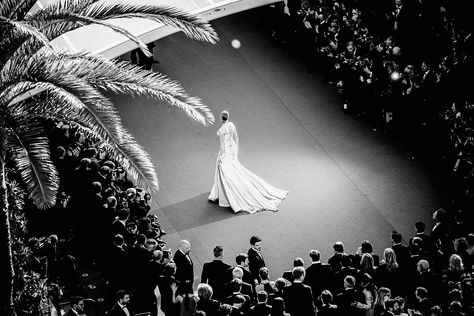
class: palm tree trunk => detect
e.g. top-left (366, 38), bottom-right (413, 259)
top-left (0, 157), bottom-right (16, 315)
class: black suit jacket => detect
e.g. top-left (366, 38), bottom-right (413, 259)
top-left (333, 266), bottom-right (359, 294)
top-left (235, 265), bottom-right (254, 286)
top-left (335, 288), bottom-right (366, 316)
top-left (225, 280), bottom-right (255, 303)
top-left (109, 302), bottom-right (133, 316)
top-left (391, 244), bottom-right (410, 270)
top-left (304, 262), bottom-right (332, 298)
top-left (226, 293), bottom-right (251, 314)
top-left (196, 298), bottom-right (220, 316)
top-left (248, 248), bottom-right (265, 280)
top-left (409, 233), bottom-right (434, 254)
top-left (173, 250), bottom-right (194, 284)
top-left (284, 282), bottom-right (315, 316)
top-left (201, 260), bottom-right (232, 301)
top-left (251, 303), bottom-right (272, 316)
top-left (282, 270), bottom-right (294, 283)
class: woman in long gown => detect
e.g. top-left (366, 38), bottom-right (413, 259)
top-left (208, 110), bottom-right (288, 213)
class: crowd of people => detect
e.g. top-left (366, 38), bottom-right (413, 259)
top-left (18, 1), bottom-right (474, 315)
top-left (68, 210), bottom-right (473, 316)
top-left (21, 120), bottom-right (166, 314)
top-left (269, 0), bottom-right (473, 201)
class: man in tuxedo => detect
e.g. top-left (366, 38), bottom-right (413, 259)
top-left (66, 296), bottom-right (84, 316)
top-left (230, 294), bottom-right (246, 316)
top-left (225, 279), bottom-right (251, 314)
top-left (201, 245), bottom-right (232, 302)
top-left (173, 240), bottom-right (194, 285)
top-left (251, 291), bottom-right (272, 316)
top-left (235, 253), bottom-right (254, 286)
top-left (282, 257), bottom-right (304, 283)
top-left (283, 267), bottom-right (315, 316)
top-left (328, 242), bottom-right (345, 273)
top-left (410, 221), bottom-right (434, 254)
top-left (108, 234), bottom-right (131, 294)
top-left (110, 289), bottom-right (133, 316)
top-left (391, 231), bottom-right (410, 272)
top-left (248, 236), bottom-right (265, 284)
top-left (304, 250), bottom-right (332, 299)
top-left (333, 254), bottom-right (359, 295)
top-left (229, 267), bottom-right (255, 303)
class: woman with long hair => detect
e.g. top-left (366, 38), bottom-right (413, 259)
top-left (360, 273), bottom-right (377, 316)
top-left (360, 253), bottom-right (376, 280)
top-left (374, 287), bottom-right (391, 316)
top-left (447, 254), bottom-right (466, 284)
top-left (376, 248), bottom-right (401, 296)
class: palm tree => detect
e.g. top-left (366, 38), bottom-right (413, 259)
top-left (0, 1), bottom-right (218, 314)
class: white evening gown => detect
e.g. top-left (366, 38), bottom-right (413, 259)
top-left (208, 121), bottom-right (288, 213)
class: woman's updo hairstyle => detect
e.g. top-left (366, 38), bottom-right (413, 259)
top-left (221, 111), bottom-right (229, 122)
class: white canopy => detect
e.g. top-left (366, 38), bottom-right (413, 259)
top-left (10, 0), bottom-right (281, 105)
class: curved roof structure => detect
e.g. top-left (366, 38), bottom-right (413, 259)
top-left (10, 0), bottom-right (281, 105)
top-left (36, 0), bottom-right (281, 58)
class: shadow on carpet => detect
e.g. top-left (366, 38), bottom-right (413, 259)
top-left (162, 193), bottom-right (245, 231)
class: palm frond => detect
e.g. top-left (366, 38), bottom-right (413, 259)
top-left (29, 3), bottom-right (218, 44)
top-left (27, 52), bottom-right (215, 125)
top-left (84, 3), bottom-right (219, 44)
top-left (70, 122), bottom-right (159, 191)
top-left (5, 0), bottom-right (37, 20)
top-left (111, 129), bottom-right (159, 192)
top-left (0, 17), bottom-right (52, 50)
top-left (6, 121), bottom-right (59, 209)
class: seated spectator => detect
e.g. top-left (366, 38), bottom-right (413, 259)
top-left (383, 298), bottom-right (399, 316)
top-left (230, 294), bottom-right (246, 316)
top-left (225, 279), bottom-right (251, 313)
top-left (110, 290), bottom-right (133, 316)
top-left (374, 287), bottom-right (391, 316)
top-left (219, 303), bottom-right (233, 316)
top-left (270, 297), bottom-right (290, 316)
top-left (282, 257), bottom-right (304, 283)
top-left (66, 296), bottom-right (84, 316)
top-left (304, 249), bottom-right (331, 300)
top-left (394, 296), bottom-right (409, 316)
top-left (284, 266), bottom-right (315, 316)
top-left (317, 290), bottom-right (337, 316)
top-left (447, 254), bottom-right (466, 284)
top-left (430, 305), bottom-right (443, 316)
top-left (196, 283), bottom-right (220, 316)
top-left (255, 267), bottom-right (276, 304)
top-left (391, 231), bottom-right (410, 273)
top-left (251, 291), bottom-right (272, 316)
top-left (360, 273), bottom-right (376, 316)
top-left (413, 287), bottom-right (430, 316)
top-left (328, 242), bottom-right (345, 273)
top-left (273, 278), bottom-right (288, 301)
top-left (448, 301), bottom-right (465, 316)
top-left (359, 253), bottom-right (377, 280)
top-left (333, 253), bottom-right (359, 294)
top-left (377, 248), bottom-right (401, 296)
top-left (354, 241), bottom-right (380, 268)
top-left (335, 275), bottom-right (367, 315)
